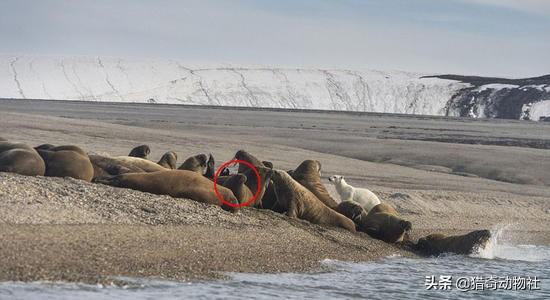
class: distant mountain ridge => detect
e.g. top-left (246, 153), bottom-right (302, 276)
top-left (1, 55), bottom-right (549, 120)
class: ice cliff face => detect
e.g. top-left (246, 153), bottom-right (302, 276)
top-left (1, 55), bottom-right (549, 120)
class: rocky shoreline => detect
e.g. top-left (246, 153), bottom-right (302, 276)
top-left (0, 173), bottom-right (416, 283)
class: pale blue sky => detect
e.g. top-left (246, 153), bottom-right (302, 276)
top-left (1, 0), bottom-right (549, 77)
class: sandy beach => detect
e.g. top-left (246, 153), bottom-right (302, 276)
top-left (1, 99), bottom-right (549, 284)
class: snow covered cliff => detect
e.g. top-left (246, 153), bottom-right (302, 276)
top-left (1, 55), bottom-right (549, 120)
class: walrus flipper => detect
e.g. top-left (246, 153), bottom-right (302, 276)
top-left (205, 154), bottom-right (215, 179)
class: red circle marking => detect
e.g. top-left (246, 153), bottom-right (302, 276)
top-left (213, 159), bottom-right (261, 208)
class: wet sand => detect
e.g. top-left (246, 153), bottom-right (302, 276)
top-left (1, 99), bottom-right (549, 283)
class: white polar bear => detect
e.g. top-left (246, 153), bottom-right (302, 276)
top-left (328, 175), bottom-right (381, 213)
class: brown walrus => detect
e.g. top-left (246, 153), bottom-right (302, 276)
top-left (291, 160), bottom-right (339, 209)
top-left (89, 155), bottom-right (147, 180)
top-left (234, 150), bottom-right (279, 209)
top-left (178, 154), bottom-right (208, 174)
top-left (112, 156), bottom-right (167, 173)
top-left (157, 151), bottom-right (178, 169)
top-left (222, 174), bottom-right (254, 205)
top-left (0, 142), bottom-right (45, 176)
top-left (96, 170), bottom-right (238, 210)
top-left (35, 145), bottom-right (94, 182)
top-left (235, 150), bottom-right (264, 173)
top-left (128, 145), bottom-right (151, 158)
top-left (362, 203), bottom-right (412, 243)
top-left (270, 169), bottom-right (356, 232)
top-left (335, 201), bottom-right (367, 226)
top-left (416, 230), bottom-right (492, 256)
top-left (241, 166), bottom-right (273, 207)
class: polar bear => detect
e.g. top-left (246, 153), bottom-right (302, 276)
top-left (328, 175), bottom-right (381, 213)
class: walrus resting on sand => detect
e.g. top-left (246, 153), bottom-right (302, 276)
top-left (35, 145), bottom-right (94, 182)
top-left (178, 154), bottom-right (208, 174)
top-left (96, 170), bottom-right (239, 211)
top-left (157, 151), bottom-right (178, 169)
top-left (0, 141), bottom-right (45, 176)
top-left (361, 203), bottom-right (412, 243)
top-left (128, 145), bottom-right (151, 158)
top-left (416, 230), bottom-right (491, 256)
top-left (270, 169), bottom-right (356, 232)
top-left (112, 156), bottom-right (167, 172)
top-left (234, 150), bottom-right (279, 209)
top-left (291, 160), bottom-right (339, 209)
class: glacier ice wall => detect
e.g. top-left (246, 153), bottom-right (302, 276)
top-left (1, 55), bottom-right (549, 120)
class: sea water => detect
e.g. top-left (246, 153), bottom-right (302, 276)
top-left (1, 226), bottom-right (548, 300)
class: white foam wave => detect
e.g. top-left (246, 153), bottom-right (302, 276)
top-left (473, 224), bottom-right (550, 262)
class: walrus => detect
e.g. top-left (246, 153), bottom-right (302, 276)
top-left (270, 169), bottom-right (356, 232)
top-left (291, 160), bottom-right (339, 209)
top-left (128, 145), bottom-right (151, 158)
top-left (335, 201), bottom-right (367, 226)
top-left (235, 150), bottom-right (264, 173)
top-left (222, 174), bottom-right (254, 205)
top-left (178, 154), bottom-right (208, 174)
top-left (204, 154), bottom-right (216, 179)
top-left (35, 144), bottom-right (87, 156)
top-left (35, 145), bottom-right (94, 182)
top-left (157, 151), bottom-right (178, 169)
top-left (361, 203), bottom-right (412, 243)
top-left (233, 150), bottom-right (280, 209)
top-left (112, 156), bottom-right (167, 173)
top-left (89, 154), bottom-right (147, 180)
top-left (96, 170), bottom-right (239, 210)
top-left (241, 166), bottom-right (273, 207)
top-left (0, 142), bottom-right (45, 176)
top-left (416, 230), bottom-right (492, 256)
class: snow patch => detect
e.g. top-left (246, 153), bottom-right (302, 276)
top-left (475, 83), bottom-right (519, 92)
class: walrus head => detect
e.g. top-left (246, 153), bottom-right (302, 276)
top-left (128, 145), bottom-right (151, 158)
top-left (293, 160), bottom-right (322, 179)
top-left (336, 201), bottom-right (366, 224)
top-left (178, 153), bottom-right (208, 173)
top-left (262, 161), bottom-right (274, 169)
top-left (158, 151), bottom-right (178, 169)
top-left (235, 150), bottom-right (264, 172)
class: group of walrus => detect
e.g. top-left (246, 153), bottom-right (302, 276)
top-left (0, 137), bottom-right (491, 257)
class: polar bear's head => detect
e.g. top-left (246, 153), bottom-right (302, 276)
top-left (328, 175), bottom-right (344, 185)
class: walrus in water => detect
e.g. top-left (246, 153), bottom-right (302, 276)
top-left (0, 141), bottom-right (45, 176)
top-left (96, 170), bottom-right (238, 210)
top-left (416, 230), bottom-right (492, 256)
top-left (178, 154), bottom-right (208, 174)
top-left (291, 160), bottom-right (339, 209)
top-left (35, 145), bottom-right (94, 182)
top-left (128, 145), bottom-right (151, 158)
top-left (157, 151), bottom-right (178, 169)
top-left (222, 174), bottom-right (254, 205)
top-left (361, 203), bottom-right (412, 243)
top-left (270, 169), bottom-right (356, 232)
